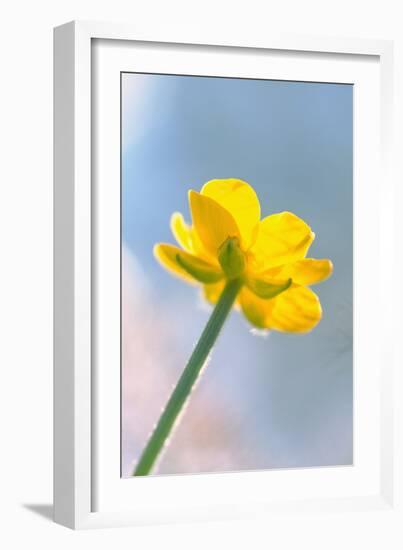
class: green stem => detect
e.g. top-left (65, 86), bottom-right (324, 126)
top-left (133, 277), bottom-right (243, 476)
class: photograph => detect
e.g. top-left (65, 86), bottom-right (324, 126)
top-left (121, 72), bottom-right (353, 478)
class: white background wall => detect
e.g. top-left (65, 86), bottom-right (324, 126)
top-left (0, 0), bottom-right (402, 547)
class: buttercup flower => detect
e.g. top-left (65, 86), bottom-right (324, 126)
top-left (134, 179), bottom-right (334, 475)
top-left (154, 179), bottom-right (333, 333)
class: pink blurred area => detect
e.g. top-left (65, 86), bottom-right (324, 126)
top-left (121, 246), bottom-right (249, 477)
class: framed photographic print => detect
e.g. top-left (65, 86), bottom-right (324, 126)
top-left (54, 21), bottom-right (398, 529)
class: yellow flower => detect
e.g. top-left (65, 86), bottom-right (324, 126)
top-left (154, 179), bottom-right (333, 333)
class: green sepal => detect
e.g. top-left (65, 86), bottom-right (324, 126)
top-left (176, 253), bottom-right (223, 283)
top-left (246, 277), bottom-right (292, 299)
top-left (218, 237), bottom-right (246, 279)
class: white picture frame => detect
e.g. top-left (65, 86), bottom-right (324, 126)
top-left (54, 20), bottom-right (398, 530)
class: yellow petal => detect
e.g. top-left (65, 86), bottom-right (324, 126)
top-left (154, 244), bottom-right (221, 285)
top-left (250, 211), bottom-right (315, 270)
top-left (239, 286), bottom-right (274, 328)
top-left (189, 190), bottom-right (240, 257)
top-left (201, 179), bottom-right (260, 248)
top-left (170, 212), bottom-right (218, 265)
top-left (265, 259), bottom-right (333, 286)
top-left (240, 284), bottom-right (322, 333)
top-left (170, 212), bottom-right (193, 252)
top-left (203, 280), bottom-right (226, 304)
